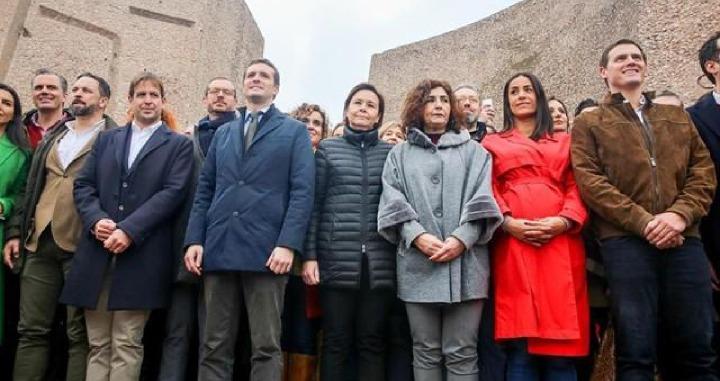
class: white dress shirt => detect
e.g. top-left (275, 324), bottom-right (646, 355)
top-left (713, 90), bottom-right (720, 105)
top-left (57, 119), bottom-right (104, 170)
top-left (243, 105), bottom-right (271, 137)
top-left (128, 120), bottom-right (162, 168)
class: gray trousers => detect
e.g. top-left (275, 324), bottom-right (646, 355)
top-left (199, 271), bottom-right (288, 381)
top-left (406, 300), bottom-right (484, 381)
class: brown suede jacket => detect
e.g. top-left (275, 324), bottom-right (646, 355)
top-left (571, 92), bottom-right (716, 240)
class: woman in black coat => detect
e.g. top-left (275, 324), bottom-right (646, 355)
top-left (301, 83), bottom-right (395, 381)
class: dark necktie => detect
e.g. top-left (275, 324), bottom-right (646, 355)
top-left (244, 111), bottom-right (259, 152)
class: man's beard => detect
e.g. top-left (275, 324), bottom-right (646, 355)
top-left (72, 103), bottom-right (97, 117)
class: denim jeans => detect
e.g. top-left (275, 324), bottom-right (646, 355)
top-left (506, 340), bottom-right (576, 381)
top-left (600, 236), bottom-right (717, 381)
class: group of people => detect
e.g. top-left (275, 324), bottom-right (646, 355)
top-left (0, 33), bottom-right (719, 381)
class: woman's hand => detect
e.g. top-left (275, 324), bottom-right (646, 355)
top-left (413, 233), bottom-right (445, 257)
top-left (429, 236), bottom-right (466, 262)
top-left (302, 260), bottom-right (320, 285)
top-left (503, 216), bottom-right (569, 247)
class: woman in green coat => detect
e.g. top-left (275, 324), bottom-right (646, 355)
top-left (0, 83), bottom-right (31, 345)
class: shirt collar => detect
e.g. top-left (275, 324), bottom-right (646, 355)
top-left (713, 90), bottom-right (720, 105)
top-left (245, 104), bottom-right (272, 120)
top-left (65, 118), bottom-right (105, 135)
top-left (131, 120), bottom-right (163, 134)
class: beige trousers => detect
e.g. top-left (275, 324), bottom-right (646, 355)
top-left (84, 276), bottom-right (150, 381)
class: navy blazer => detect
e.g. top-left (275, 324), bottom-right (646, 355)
top-left (184, 105), bottom-right (315, 272)
top-left (61, 123), bottom-right (194, 310)
top-left (688, 92), bottom-right (720, 263)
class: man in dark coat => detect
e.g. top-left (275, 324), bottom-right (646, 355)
top-left (689, 32), bottom-right (720, 291)
top-left (184, 58), bottom-right (315, 381)
top-left (60, 72), bottom-right (194, 380)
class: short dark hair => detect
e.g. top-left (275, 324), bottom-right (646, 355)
top-left (204, 76), bottom-right (236, 97)
top-left (128, 72), bottom-right (164, 98)
top-left (574, 98), bottom-right (598, 117)
top-left (699, 32), bottom-right (720, 85)
top-left (600, 39), bottom-right (647, 68)
top-left (32, 68), bottom-right (68, 93)
top-left (76, 72), bottom-right (111, 98)
top-left (502, 72), bottom-right (553, 141)
top-left (0, 83), bottom-right (31, 151)
top-left (290, 103), bottom-right (329, 135)
top-left (245, 58), bottom-right (280, 86)
top-left (343, 83), bottom-right (385, 129)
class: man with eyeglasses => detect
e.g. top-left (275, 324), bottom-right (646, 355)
top-left (195, 77), bottom-right (240, 157)
top-left (453, 84), bottom-right (487, 142)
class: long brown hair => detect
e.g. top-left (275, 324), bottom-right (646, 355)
top-left (400, 79), bottom-right (462, 133)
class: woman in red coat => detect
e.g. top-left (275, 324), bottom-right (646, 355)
top-left (482, 73), bottom-right (589, 381)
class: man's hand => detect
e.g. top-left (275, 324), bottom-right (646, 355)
top-left (266, 246), bottom-right (294, 274)
top-left (302, 260), bottom-right (320, 285)
top-left (103, 229), bottom-right (132, 254)
top-left (413, 233), bottom-right (445, 257)
top-left (3, 238), bottom-right (20, 269)
top-left (94, 219), bottom-right (116, 241)
top-left (429, 236), bottom-right (466, 262)
top-left (644, 212), bottom-right (687, 248)
top-left (184, 245), bottom-right (203, 276)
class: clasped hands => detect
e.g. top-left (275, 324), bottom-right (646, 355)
top-left (502, 216), bottom-right (570, 247)
top-left (643, 212), bottom-right (686, 250)
top-left (94, 218), bottom-right (132, 254)
top-left (412, 234), bottom-right (466, 262)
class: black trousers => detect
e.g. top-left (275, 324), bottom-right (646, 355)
top-left (320, 259), bottom-right (394, 381)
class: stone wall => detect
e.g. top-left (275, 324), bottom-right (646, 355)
top-left (0, 0), bottom-right (264, 127)
top-left (368, 0), bottom-right (714, 121)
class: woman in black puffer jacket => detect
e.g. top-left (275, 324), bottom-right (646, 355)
top-left (302, 83), bottom-right (395, 381)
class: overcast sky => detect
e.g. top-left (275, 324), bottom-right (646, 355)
top-left (244, 0), bottom-right (521, 125)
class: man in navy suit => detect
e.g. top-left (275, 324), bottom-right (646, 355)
top-left (689, 31), bottom-right (720, 306)
top-left (61, 72), bottom-right (194, 380)
top-left (184, 58), bottom-right (315, 381)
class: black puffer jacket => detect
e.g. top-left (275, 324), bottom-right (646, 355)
top-left (304, 126), bottom-right (395, 290)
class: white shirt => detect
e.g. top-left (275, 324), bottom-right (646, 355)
top-left (243, 105), bottom-right (271, 137)
top-left (128, 121), bottom-right (162, 168)
top-left (57, 119), bottom-right (104, 170)
top-left (625, 95), bottom-right (647, 124)
top-left (713, 90), bottom-right (720, 105)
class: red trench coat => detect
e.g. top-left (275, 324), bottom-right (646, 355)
top-left (482, 130), bottom-right (589, 356)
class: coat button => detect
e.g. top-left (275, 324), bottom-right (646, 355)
top-left (434, 209), bottom-right (442, 218)
top-left (122, 182), bottom-right (128, 188)
top-left (232, 211), bottom-right (239, 217)
top-left (238, 180), bottom-right (245, 186)
top-left (431, 176), bottom-right (440, 184)
top-left (118, 205), bottom-right (125, 211)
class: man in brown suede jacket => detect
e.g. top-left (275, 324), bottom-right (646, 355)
top-left (572, 39), bottom-right (718, 381)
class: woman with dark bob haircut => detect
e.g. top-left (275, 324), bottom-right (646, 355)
top-left (483, 73), bottom-right (589, 380)
top-left (378, 79), bottom-right (503, 381)
top-left (0, 83), bottom-right (30, 344)
top-left (302, 83), bottom-right (396, 381)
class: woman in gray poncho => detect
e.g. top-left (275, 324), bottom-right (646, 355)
top-left (378, 79), bottom-right (503, 381)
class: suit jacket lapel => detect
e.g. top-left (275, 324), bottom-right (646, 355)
top-left (114, 124), bottom-right (131, 172)
top-left (695, 94), bottom-right (720, 140)
top-left (127, 124), bottom-right (171, 174)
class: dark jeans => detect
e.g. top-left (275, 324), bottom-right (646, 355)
top-left (506, 340), bottom-right (576, 381)
top-left (600, 236), bottom-right (718, 381)
top-left (158, 283), bottom-right (205, 381)
top-left (319, 269), bottom-right (394, 381)
top-left (478, 287), bottom-right (507, 381)
top-left (386, 298), bottom-right (414, 381)
top-left (281, 275), bottom-right (320, 355)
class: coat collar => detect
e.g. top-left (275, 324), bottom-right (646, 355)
top-left (114, 122), bottom-right (172, 173)
top-left (689, 91), bottom-right (720, 140)
top-left (497, 127), bottom-right (559, 143)
top-left (0, 133), bottom-right (23, 167)
top-left (233, 104), bottom-right (283, 156)
top-left (343, 125), bottom-right (379, 147)
top-left (406, 128), bottom-right (470, 149)
top-left (602, 91), bottom-right (656, 108)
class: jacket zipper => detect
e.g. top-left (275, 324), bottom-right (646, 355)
top-left (360, 140), bottom-right (368, 258)
top-left (631, 104), bottom-right (660, 212)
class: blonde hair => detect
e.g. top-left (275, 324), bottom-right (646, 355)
top-left (379, 121), bottom-right (403, 138)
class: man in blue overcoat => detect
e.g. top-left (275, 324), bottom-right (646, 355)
top-left (184, 58), bottom-right (315, 381)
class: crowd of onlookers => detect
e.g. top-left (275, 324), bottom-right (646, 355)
top-left (0, 32), bottom-right (719, 381)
